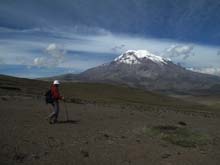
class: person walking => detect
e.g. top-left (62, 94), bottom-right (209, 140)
top-left (48, 80), bottom-right (64, 124)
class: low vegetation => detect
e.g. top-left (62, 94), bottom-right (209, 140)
top-left (144, 125), bottom-right (211, 148)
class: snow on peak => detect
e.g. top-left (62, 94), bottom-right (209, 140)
top-left (114, 50), bottom-right (171, 65)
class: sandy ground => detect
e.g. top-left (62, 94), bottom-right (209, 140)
top-left (0, 95), bottom-right (220, 165)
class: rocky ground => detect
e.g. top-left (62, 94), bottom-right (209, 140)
top-left (0, 75), bottom-right (220, 165)
top-left (0, 95), bottom-right (220, 165)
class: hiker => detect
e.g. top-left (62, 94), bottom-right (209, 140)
top-left (48, 80), bottom-right (64, 124)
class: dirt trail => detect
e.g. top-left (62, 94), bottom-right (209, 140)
top-left (1, 96), bottom-right (220, 165)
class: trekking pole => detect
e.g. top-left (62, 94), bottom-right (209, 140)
top-left (63, 101), bottom-right (69, 121)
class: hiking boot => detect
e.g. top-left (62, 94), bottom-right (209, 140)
top-left (48, 117), bottom-right (54, 124)
top-left (49, 119), bottom-right (53, 124)
top-left (45, 116), bottom-right (50, 121)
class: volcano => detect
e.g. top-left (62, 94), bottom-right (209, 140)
top-left (49, 50), bottom-right (220, 92)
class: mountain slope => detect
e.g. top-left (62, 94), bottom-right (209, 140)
top-left (49, 50), bottom-right (220, 92)
top-left (0, 74), bottom-right (192, 108)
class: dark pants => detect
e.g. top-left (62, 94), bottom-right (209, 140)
top-left (49, 100), bottom-right (59, 121)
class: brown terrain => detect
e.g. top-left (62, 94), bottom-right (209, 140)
top-left (0, 75), bottom-right (220, 165)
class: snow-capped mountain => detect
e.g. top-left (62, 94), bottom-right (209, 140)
top-left (114, 50), bottom-right (170, 65)
top-left (50, 50), bottom-right (220, 92)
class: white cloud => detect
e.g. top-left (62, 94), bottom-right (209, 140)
top-left (188, 67), bottom-right (220, 76)
top-left (163, 44), bottom-right (195, 60)
top-left (33, 57), bottom-right (47, 67)
top-left (46, 43), bottom-right (57, 51)
top-left (33, 43), bottom-right (66, 68)
top-left (45, 43), bottom-right (65, 58)
top-left (33, 57), bottom-right (59, 68)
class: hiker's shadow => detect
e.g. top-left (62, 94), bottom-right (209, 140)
top-left (56, 120), bottom-right (80, 124)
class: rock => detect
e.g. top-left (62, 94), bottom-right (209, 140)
top-left (80, 150), bottom-right (89, 158)
top-left (104, 134), bottom-right (110, 138)
top-left (13, 153), bottom-right (27, 163)
top-left (161, 153), bottom-right (171, 159)
top-left (178, 121), bottom-right (187, 126)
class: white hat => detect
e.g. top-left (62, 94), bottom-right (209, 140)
top-left (53, 80), bottom-right (60, 85)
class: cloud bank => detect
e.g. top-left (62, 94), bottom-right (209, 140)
top-left (189, 67), bottom-right (220, 76)
top-left (1, 0), bottom-right (220, 45)
top-left (163, 45), bottom-right (195, 60)
top-left (0, 28), bottom-right (220, 78)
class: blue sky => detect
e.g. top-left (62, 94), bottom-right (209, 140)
top-left (0, 0), bottom-right (220, 78)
